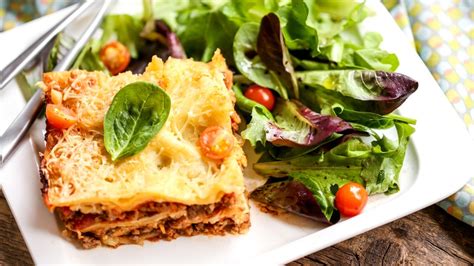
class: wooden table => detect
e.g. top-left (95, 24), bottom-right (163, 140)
top-left (1, 191), bottom-right (472, 265)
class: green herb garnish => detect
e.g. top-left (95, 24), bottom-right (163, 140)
top-left (104, 82), bottom-right (170, 161)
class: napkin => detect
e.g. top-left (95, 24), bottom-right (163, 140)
top-left (1, 0), bottom-right (473, 226)
top-left (383, 0), bottom-right (474, 226)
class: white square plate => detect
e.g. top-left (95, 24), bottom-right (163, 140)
top-left (1, 0), bottom-right (473, 264)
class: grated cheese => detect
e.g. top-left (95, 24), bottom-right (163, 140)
top-left (41, 51), bottom-right (246, 213)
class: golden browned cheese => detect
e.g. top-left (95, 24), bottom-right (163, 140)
top-left (40, 51), bottom-right (248, 215)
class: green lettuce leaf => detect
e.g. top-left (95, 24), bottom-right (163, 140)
top-left (325, 104), bottom-right (416, 129)
top-left (100, 14), bottom-right (145, 58)
top-left (233, 22), bottom-right (289, 98)
top-left (253, 121), bottom-right (415, 219)
top-left (222, 0), bottom-right (278, 25)
top-left (241, 106), bottom-right (274, 147)
top-left (176, 7), bottom-right (239, 63)
top-left (72, 39), bottom-right (107, 72)
top-left (277, 0), bottom-right (319, 55)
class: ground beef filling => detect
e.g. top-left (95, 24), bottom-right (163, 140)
top-left (57, 194), bottom-right (249, 248)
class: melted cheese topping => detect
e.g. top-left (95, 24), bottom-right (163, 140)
top-left (41, 51), bottom-right (246, 212)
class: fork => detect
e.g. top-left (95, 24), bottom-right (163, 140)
top-left (16, 33), bottom-right (76, 101)
top-left (0, 0), bottom-right (113, 165)
top-left (0, 0), bottom-right (94, 90)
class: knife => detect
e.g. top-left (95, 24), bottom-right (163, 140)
top-left (0, 0), bottom-right (113, 165)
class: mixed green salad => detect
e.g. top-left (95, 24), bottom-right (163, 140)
top-left (49, 0), bottom-right (418, 224)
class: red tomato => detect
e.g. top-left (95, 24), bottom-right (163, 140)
top-left (45, 104), bottom-right (77, 129)
top-left (335, 182), bottom-right (368, 217)
top-left (244, 84), bottom-right (275, 111)
top-left (199, 126), bottom-right (234, 160)
top-left (99, 41), bottom-right (131, 75)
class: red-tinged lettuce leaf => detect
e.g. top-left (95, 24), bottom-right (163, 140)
top-left (127, 20), bottom-right (186, 74)
top-left (251, 180), bottom-right (340, 224)
top-left (242, 99), bottom-right (362, 148)
top-left (233, 23), bottom-right (289, 99)
top-left (257, 13), bottom-right (299, 98)
top-left (152, 20), bottom-right (186, 59)
top-left (266, 100), bottom-right (356, 147)
top-left (297, 70), bottom-right (418, 114)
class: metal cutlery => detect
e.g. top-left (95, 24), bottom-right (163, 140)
top-left (0, 0), bottom-right (113, 165)
top-left (0, 0), bottom-right (94, 90)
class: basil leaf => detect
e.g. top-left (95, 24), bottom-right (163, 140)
top-left (104, 82), bottom-right (171, 161)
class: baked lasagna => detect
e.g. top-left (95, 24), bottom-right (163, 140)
top-left (39, 51), bottom-right (250, 248)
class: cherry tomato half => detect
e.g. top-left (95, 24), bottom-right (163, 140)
top-left (99, 41), bottom-right (131, 75)
top-left (335, 182), bottom-right (368, 217)
top-left (46, 104), bottom-right (77, 129)
top-left (244, 84), bottom-right (275, 111)
top-left (199, 126), bottom-right (234, 160)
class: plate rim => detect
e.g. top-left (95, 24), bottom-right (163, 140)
top-left (1, 0), bottom-right (473, 264)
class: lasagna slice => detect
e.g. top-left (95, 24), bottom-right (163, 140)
top-left (39, 51), bottom-right (250, 248)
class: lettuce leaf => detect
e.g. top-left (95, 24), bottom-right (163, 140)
top-left (257, 13), bottom-right (299, 98)
top-left (100, 14), bottom-right (145, 58)
top-left (251, 180), bottom-right (340, 224)
top-left (223, 0), bottom-right (278, 25)
top-left (233, 23), bottom-right (289, 98)
top-left (277, 0), bottom-right (319, 55)
top-left (241, 106), bottom-right (274, 147)
top-left (298, 70), bottom-right (418, 114)
top-left (72, 39), bottom-right (107, 72)
top-left (253, 121), bottom-right (415, 220)
top-left (175, 6), bottom-right (239, 64)
top-left (242, 100), bottom-right (358, 148)
top-left (325, 104), bottom-right (416, 129)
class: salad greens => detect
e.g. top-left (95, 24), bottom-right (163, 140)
top-left (242, 99), bottom-right (357, 148)
top-left (59, 0), bottom-right (419, 224)
top-left (233, 23), bottom-right (288, 98)
top-left (251, 180), bottom-right (340, 224)
top-left (100, 14), bottom-right (145, 58)
top-left (253, 121), bottom-right (415, 220)
top-left (104, 82), bottom-right (170, 161)
top-left (257, 13), bottom-right (299, 98)
top-left (297, 70), bottom-right (418, 114)
top-left (151, 0), bottom-right (417, 223)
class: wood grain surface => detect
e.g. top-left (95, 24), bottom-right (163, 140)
top-left (0, 191), bottom-right (472, 265)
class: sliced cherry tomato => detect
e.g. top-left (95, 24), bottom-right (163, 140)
top-left (244, 84), bottom-right (275, 111)
top-left (46, 104), bottom-right (77, 129)
top-left (199, 126), bottom-right (234, 160)
top-left (99, 41), bottom-right (131, 75)
top-left (335, 182), bottom-right (368, 217)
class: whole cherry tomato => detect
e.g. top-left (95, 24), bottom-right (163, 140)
top-left (99, 41), bottom-right (131, 75)
top-left (244, 84), bottom-right (275, 111)
top-left (335, 182), bottom-right (368, 217)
